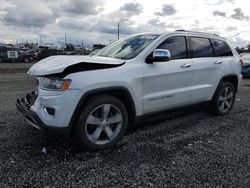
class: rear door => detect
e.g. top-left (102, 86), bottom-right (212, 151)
top-left (190, 36), bottom-right (226, 102)
top-left (142, 36), bottom-right (193, 113)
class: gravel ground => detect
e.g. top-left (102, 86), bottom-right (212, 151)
top-left (0, 63), bottom-right (34, 74)
top-left (0, 73), bottom-right (249, 187)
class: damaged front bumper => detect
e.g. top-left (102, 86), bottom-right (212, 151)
top-left (16, 91), bottom-right (69, 137)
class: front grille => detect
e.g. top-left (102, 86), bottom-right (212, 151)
top-left (26, 91), bottom-right (38, 106)
top-left (18, 91), bottom-right (38, 108)
top-left (35, 78), bottom-right (39, 92)
top-left (35, 78), bottom-right (39, 86)
top-left (16, 92), bottom-right (40, 129)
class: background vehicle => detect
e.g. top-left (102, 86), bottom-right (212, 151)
top-left (33, 48), bottom-right (63, 61)
top-left (17, 31), bottom-right (242, 150)
top-left (0, 45), bottom-right (19, 63)
top-left (89, 49), bottom-right (100, 56)
top-left (240, 53), bottom-right (250, 77)
top-left (19, 49), bottom-right (36, 63)
top-left (0, 45), bottom-right (34, 63)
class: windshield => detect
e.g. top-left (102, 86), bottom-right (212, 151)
top-left (96, 34), bottom-right (159, 60)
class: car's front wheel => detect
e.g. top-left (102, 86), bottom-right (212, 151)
top-left (74, 95), bottom-right (128, 150)
top-left (209, 81), bottom-right (236, 115)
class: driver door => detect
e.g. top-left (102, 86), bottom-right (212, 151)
top-left (142, 36), bottom-right (193, 114)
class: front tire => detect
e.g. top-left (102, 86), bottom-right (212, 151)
top-left (74, 95), bottom-right (128, 150)
top-left (209, 81), bottom-right (236, 115)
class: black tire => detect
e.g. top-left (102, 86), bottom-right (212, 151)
top-left (0, 57), bottom-right (2, 63)
top-left (23, 57), bottom-right (30, 63)
top-left (208, 81), bottom-right (236, 116)
top-left (74, 94), bottom-right (128, 151)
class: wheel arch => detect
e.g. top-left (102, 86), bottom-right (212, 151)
top-left (219, 74), bottom-right (239, 91)
top-left (68, 86), bottom-right (136, 135)
top-left (208, 75), bottom-right (238, 115)
top-left (211, 74), bottom-right (239, 101)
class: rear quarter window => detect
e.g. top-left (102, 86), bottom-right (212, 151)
top-left (190, 37), bottom-right (213, 58)
top-left (212, 39), bottom-right (233, 57)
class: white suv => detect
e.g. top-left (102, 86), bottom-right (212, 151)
top-left (17, 31), bottom-right (242, 150)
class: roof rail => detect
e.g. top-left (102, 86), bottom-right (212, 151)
top-left (175, 30), bottom-right (220, 37)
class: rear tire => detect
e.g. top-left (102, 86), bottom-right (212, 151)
top-left (23, 57), bottom-right (30, 63)
top-left (208, 81), bottom-right (236, 116)
top-left (74, 95), bottom-right (128, 151)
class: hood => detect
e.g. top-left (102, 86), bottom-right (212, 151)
top-left (28, 55), bottom-right (125, 76)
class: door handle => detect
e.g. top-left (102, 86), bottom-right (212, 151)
top-left (214, 61), bottom-right (223, 64)
top-left (181, 64), bottom-right (191, 68)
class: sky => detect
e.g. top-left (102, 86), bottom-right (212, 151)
top-left (0, 0), bottom-right (250, 47)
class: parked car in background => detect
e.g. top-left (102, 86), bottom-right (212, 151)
top-left (33, 48), bottom-right (63, 61)
top-left (17, 31), bottom-right (242, 150)
top-left (240, 53), bottom-right (250, 77)
top-left (0, 45), bottom-right (24, 63)
top-left (73, 49), bottom-right (90, 55)
top-left (19, 49), bottom-right (36, 63)
top-left (0, 45), bottom-right (33, 63)
top-left (89, 49), bottom-right (100, 56)
top-left (0, 45), bottom-right (16, 62)
top-left (62, 49), bottom-right (90, 56)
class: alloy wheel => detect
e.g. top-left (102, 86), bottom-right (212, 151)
top-left (24, 58), bottom-right (30, 63)
top-left (84, 104), bottom-right (123, 145)
top-left (218, 87), bottom-right (234, 113)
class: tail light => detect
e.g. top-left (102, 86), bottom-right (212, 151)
top-left (240, 59), bottom-right (243, 65)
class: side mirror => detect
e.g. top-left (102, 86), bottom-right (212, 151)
top-left (146, 49), bottom-right (171, 64)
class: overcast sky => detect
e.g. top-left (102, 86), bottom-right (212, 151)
top-left (0, 0), bottom-right (250, 47)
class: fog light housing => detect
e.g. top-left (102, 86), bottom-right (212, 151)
top-left (44, 107), bottom-right (55, 116)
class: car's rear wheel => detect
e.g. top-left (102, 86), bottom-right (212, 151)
top-left (74, 95), bottom-right (128, 150)
top-left (209, 81), bottom-right (236, 115)
top-left (23, 57), bottom-right (30, 63)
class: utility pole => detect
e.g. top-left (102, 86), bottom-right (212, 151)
top-left (65, 32), bottom-right (67, 45)
top-left (40, 35), bottom-right (42, 46)
top-left (118, 22), bottom-right (120, 40)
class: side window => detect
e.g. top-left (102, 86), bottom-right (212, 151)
top-left (157, 36), bottom-right (187, 60)
top-left (190, 37), bottom-right (213, 58)
top-left (212, 39), bottom-right (233, 57)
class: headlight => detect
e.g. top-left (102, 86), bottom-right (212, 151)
top-left (42, 77), bottom-right (71, 91)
